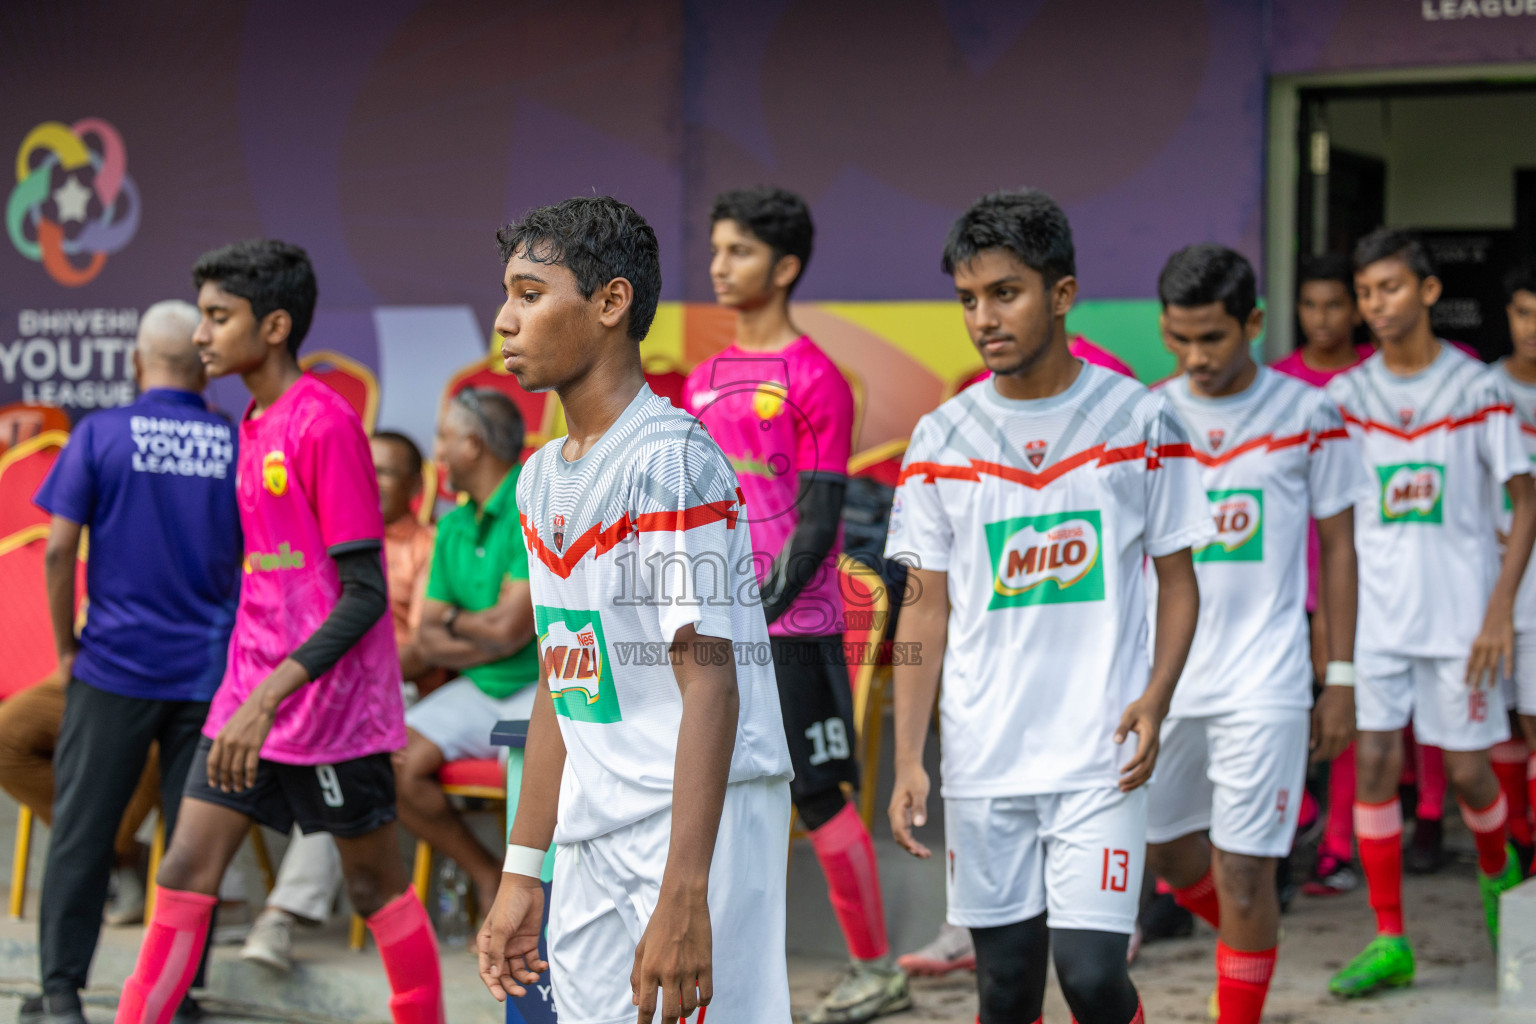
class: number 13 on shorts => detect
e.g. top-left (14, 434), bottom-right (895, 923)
top-left (1100, 848), bottom-right (1130, 892)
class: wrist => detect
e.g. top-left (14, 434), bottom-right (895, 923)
top-left (1324, 661), bottom-right (1355, 688)
top-left (443, 606), bottom-right (462, 638)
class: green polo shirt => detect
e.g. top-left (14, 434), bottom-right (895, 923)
top-left (425, 466), bottom-right (539, 700)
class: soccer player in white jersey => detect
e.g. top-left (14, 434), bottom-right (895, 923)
top-left (1148, 245), bottom-right (1369, 1024)
top-left (1493, 260), bottom-right (1536, 867)
top-left (885, 188), bottom-right (1210, 1024)
top-left (476, 197), bottom-right (795, 1024)
top-left (1325, 228), bottom-right (1536, 998)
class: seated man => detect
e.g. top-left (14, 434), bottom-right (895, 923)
top-left (396, 388), bottom-right (539, 911)
top-left (242, 430), bottom-right (439, 970)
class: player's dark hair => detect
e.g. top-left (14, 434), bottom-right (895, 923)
top-left (941, 188), bottom-right (1076, 287)
top-left (496, 196), bottom-right (661, 342)
top-left (452, 388), bottom-right (524, 464)
top-left (709, 186), bottom-right (814, 295)
top-left (1298, 252), bottom-right (1355, 298)
top-left (192, 240), bottom-right (317, 356)
top-left (372, 430), bottom-right (423, 479)
top-left (1504, 261), bottom-right (1536, 304)
top-left (1158, 244), bottom-right (1257, 323)
top-left (1353, 227), bottom-right (1436, 282)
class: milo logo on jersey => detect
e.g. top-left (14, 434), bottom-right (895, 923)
top-left (1195, 489), bottom-right (1263, 562)
top-left (1377, 463), bottom-right (1444, 523)
top-left (536, 606), bottom-right (621, 723)
top-left (985, 510), bottom-right (1106, 610)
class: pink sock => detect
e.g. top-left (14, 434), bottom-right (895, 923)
top-left (1321, 743), bottom-right (1357, 861)
top-left (808, 803), bottom-right (890, 960)
top-left (367, 887), bottom-right (445, 1024)
top-left (1459, 793), bottom-right (1511, 877)
top-left (1416, 742), bottom-right (1446, 821)
top-left (115, 887), bottom-right (216, 1024)
top-left (1171, 869), bottom-right (1221, 929)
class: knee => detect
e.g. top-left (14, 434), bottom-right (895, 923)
top-left (394, 734), bottom-right (443, 788)
top-left (1054, 954), bottom-right (1128, 1007)
top-left (1354, 734), bottom-right (1399, 785)
top-left (345, 867), bottom-right (390, 919)
top-left (156, 842), bottom-right (218, 896)
top-left (1443, 752), bottom-right (1491, 795)
top-left (1214, 853), bottom-right (1271, 918)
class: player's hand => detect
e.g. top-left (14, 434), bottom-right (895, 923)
top-left (55, 651), bottom-right (76, 686)
top-left (477, 873), bottom-right (546, 1001)
top-left (1468, 612), bottom-right (1515, 689)
top-left (1310, 685), bottom-right (1356, 763)
top-left (630, 884), bottom-right (712, 1024)
top-left (209, 697), bottom-right (275, 793)
top-left (889, 761), bottom-right (932, 859)
top-left (1115, 695), bottom-right (1166, 792)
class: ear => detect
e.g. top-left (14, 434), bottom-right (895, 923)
top-left (771, 254), bottom-right (802, 292)
top-left (1420, 275), bottom-right (1443, 307)
top-left (1245, 306), bottom-right (1265, 342)
top-left (260, 309), bottom-right (293, 350)
top-left (596, 276), bottom-right (636, 332)
top-left (1051, 275), bottom-right (1078, 319)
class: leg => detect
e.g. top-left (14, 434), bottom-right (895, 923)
top-left (1524, 715), bottom-right (1536, 857)
top-left (114, 746), bottom-right (160, 864)
top-left (1352, 729), bottom-right (1406, 937)
top-left (1444, 747), bottom-right (1511, 878)
top-left (0, 678), bottom-right (65, 827)
top-left (1320, 742), bottom-right (1356, 863)
top-left (1144, 717), bottom-right (1219, 927)
top-left (392, 727), bottom-right (501, 902)
top-left (1051, 930), bottom-right (1141, 1024)
top-left (970, 914), bottom-right (1049, 1024)
top-left (340, 823), bottom-right (445, 1024)
top-left (1211, 850), bottom-right (1279, 1024)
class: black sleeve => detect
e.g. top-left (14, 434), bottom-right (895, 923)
top-left (290, 545), bottom-right (388, 682)
top-left (760, 475), bottom-right (847, 627)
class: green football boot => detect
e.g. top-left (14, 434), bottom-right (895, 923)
top-left (1328, 934), bottom-right (1415, 998)
top-left (1479, 842), bottom-right (1523, 950)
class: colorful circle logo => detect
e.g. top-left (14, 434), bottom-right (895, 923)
top-left (6, 119), bottom-right (139, 287)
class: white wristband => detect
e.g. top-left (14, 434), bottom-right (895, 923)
top-left (503, 844), bottom-right (546, 878)
top-left (1325, 661), bottom-right (1355, 688)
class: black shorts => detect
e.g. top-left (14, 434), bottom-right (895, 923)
top-left (773, 635), bottom-right (859, 804)
top-left (183, 735), bottom-right (397, 838)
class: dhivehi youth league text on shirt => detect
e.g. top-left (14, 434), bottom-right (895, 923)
top-left (1153, 369), bottom-right (1372, 717)
top-left (884, 365), bottom-right (1214, 797)
top-left (1327, 346), bottom-right (1529, 659)
top-left (518, 386), bottom-right (792, 844)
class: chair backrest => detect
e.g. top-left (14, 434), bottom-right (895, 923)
top-left (642, 355), bottom-right (690, 411)
top-left (0, 431), bottom-right (68, 540)
top-left (0, 402), bottom-right (71, 455)
top-left (300, 351), bottom-right (380, 433)
top-left (0, 530), bottom-right (66, 698)
top-left (442, 359), bottom-right (559, 471)
top-left (836, 553), bottom-right (891, 735)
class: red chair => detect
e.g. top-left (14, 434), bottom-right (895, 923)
top-left (643, 354), bottom-right (690, 411)
top-left (443, 357), bottom-right (559, 468)
top-left (0, 403), bottom-right (70, 456)
top-left (0, 431), bottom-right (67, 540)
top-left (300, 351), bottom-right (379, 433)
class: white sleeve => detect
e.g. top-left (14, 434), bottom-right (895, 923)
top-left (630, 441), bottom-right (741, 644)
top-left (1144, 398), bottom-right (1217, 558)
top-left (883, 416), bottom-right (955, 573)
top-left (1306, 392), bottom-right (1373, 520)
top-left (1480, 376), bottom-right (1531, 486)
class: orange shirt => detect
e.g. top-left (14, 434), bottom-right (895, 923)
top-left (384, 515), bottom-right (434, 650)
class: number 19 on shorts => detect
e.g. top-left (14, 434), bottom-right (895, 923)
top-left (1101, 848), bottom-right (1129, 892)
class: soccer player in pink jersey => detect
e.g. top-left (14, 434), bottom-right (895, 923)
top-left (114, 241), bottom-right (442, 1024)
top-left (682, 187), bottom-right (908, 1023)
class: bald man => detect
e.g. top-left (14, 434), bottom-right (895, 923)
top-left (25, 301), bottom-right (243, 1024)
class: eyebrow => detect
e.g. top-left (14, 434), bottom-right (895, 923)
top-left (956, 275), bottom-right (1024, 294)
top-left (508, 272), bottom-right (548, 286)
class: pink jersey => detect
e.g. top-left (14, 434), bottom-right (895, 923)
top-left (683, 336), bottom-right (853, 637)
top-left (1270, 345), bottom-right (1374, 388)
top-left (205, 374), bottom-right (406, 764)
top-left (961, 336), bottom-right (1135, 392)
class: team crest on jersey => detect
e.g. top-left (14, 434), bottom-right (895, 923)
top-left (1025, 439), bottom-right (1047, 469)
top-left (1195, 489), bottom-right (1263, 562)
top-left (985, 510), bottom-right (1106, 609)
top-left (1208, 429), bottom-right (1225, 451)
top-left (1377, 463), bottom-right (1443, 523)
top-left (261, 451), bottom-right (287, 496)
top-left (1397, 408), bottom-right (1414, 428)
top-left (536, 606), bottom-right (620, 723)
top-left (552, 513), bottom-right (565, 552)
top-left (752, 382), bottom-right (788, 420)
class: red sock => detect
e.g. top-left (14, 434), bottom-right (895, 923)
top-left (1355, 799), bottom-right (1404, 935)
top-left (367, 887), bottom-right (444, 1024)
top-left (1416, 742), bottom-right (1446, 821)
top-left (1171, 869), bottom-right (1221, 929)
top-left (1492, 741), bottom-right (1532, 847)
top-left (1459, 793), bottom-right (1510, 877)
top-left (1215, 942), bottom-right (1277, 1024)
top-left (808, 803), bottom-right (890, 960)
top-left (1529, 755), bottom-right (1536, 852)
top-left (114, 887), bottom-right (216, 1024)
top-left (1321, 743), bottom-right (1357, 861)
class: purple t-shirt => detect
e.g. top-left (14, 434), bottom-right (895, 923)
top-left (33, 389), bottom-right (241, 701)
top-left (204, 374), bottom-right (405, 764)
top-left (683, 337), bottom-right (854, 636)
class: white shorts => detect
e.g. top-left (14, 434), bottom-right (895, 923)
top-left (943, 786), bottom-right (1146, 934)
top-left (1146, 710), bottom-right (1308, 858)
top-left (549, 776), bottom-right (792, 1024)
top-left (1502, 631), bottom-right (1536, 716)
top-left (404, 677), bottom-right (537, 761)
top-left (1356, 650), bottom-right (1509, 751)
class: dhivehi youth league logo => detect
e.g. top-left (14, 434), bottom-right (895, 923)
top-left (1195, 489), bottom-right (1263, 562)
top-left (1378, 463), bottom-right (1443, 523)
top-left (985, 510), bottom-right (1106, 609)
top-left (536, 606), bottom-right (621, 723)
top-left (7, 119), bottom-right (139, 287)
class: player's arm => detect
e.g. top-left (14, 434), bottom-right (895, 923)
top-left (479, 666), bottom-right (564, 1001)
top-left (633, 624), bottom-right (738, 1024)
top-left (759, 475), bottom-right (846, 625)
top-left (889, 566), bottom-right (946, 859)
top-left (1118, 548), bottom-right (1199, 792)
top-left (210, 546), bottom-right (386, 792)
top-left (446, 577), bottom-right (536, 655)
top-left (42, 514), bottom-right (84, 683)
top-left (1472, 471), bottom-right (1536, 686)
top-left (1312, 508), bottom-right (1358, 762)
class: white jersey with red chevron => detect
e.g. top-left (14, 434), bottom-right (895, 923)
top-left (884, 364), bottom-right (1214, 797)
top-left (517, 385), bottom-right (792, 844)
top-left (1327, 345), bottom-right (1528, 658)
top-left (1154, 368), bottom-right (1372, 717)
